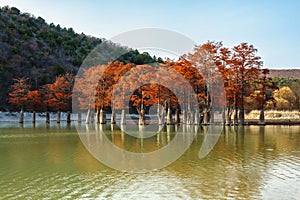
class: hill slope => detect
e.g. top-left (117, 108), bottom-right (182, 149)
top-left (0, 6), bottom-right (158, 111)
top-left (268, 69), bottom-right (300, 79)
top-left (0, 6), bottom-right (103, 109)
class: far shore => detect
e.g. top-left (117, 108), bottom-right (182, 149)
top-left (244, 119), bottom-right (300, 126)
top-left (1, 111), bottom-right (300, 126)
top-left (1, 118), bottom-right (300, 126)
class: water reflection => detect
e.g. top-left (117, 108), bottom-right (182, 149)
top-left (0, 124), bottom-right (299, 199)
top-left (77, 124), bottom-right (199, 171)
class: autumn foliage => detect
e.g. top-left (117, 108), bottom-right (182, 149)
top-left (8, 78), bottom-right (31, 109)
top-left (8, 73), bottom-right (74, 123)
top-left (8, 41), bottom-right (284, 125)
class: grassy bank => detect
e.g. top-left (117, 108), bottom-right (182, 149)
top-left (245, 110), bottom-right (300, 125)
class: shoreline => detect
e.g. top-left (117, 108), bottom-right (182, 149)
top-left (1, 119), bottom-right (300, 126)
top-left (245, 119), bottom-right (300, 126)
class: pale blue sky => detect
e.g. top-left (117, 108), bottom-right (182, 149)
top-left (1, 0), bottom-right (300, 69)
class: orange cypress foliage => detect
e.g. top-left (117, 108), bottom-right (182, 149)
top-left (165, 58), bottom-right (205, 109)
top-left (74, 64), bottom-right (107, 111)
top-left (47, 73), bottom-right (74, 112)
top-left (8, 77), bottom-right (31, 109)
top-left (27, 90), bottom-right (44, 112)
top-left (231, 43), bottom-right (262, 124)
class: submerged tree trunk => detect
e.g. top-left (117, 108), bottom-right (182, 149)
top-left (222, 107), bottom-right (226, 125)
top-left (166, 106), bottom-right (173, 125)
top-left (90, 110), bottom-right (94, 123)
top-left (194, 110), bottom-right (199, 125)
top-left (138, 105), bottom-right (145, 125)
top-left (96, 109), bottom-right (100, 124)
top-left (19, 108), bottom-right (24, 123)
top-left (239, 106), bottom-right (245, 125)
top-left (67, 111), bottom-right (71, 124)
top-left (121, 109), bottom-right (126, 125)
top-left (57, 110), bottom-right (61, 123)
top-left (100, 108), bottom-right (106, 124)
top-left (233, 108), bottom-right (239, 125)
top-left (138, 114), bottom-right (145, 125)
top-left (259, 88), bottom-right (266, 125)
top-left (187, 111), bottom-right (194, 125)
top-left (157, 104), bottom-right (164, 125)
top-left (210, 109), bottom-right (214, 124)
top-left (78, 112), bottom-right (82, 123)
top-left (182, 106), bottom-right (187, 124)
top-left (32, 110), bottom-right (36, 123)
top-left (259, 106), bottom-right (265, 124)
top-left (85, 108), bottom-right (91, 124)
top-left (210, 96), bottom-right (214, 124)
top-left (226, 106), bottom-right (232, 125)
top-left (240, 83), bottom-right (245, 125)
top-left (174, 108), bottom-right (180, 124)
top-left (234, 91), bottom-right (239, 125)
top-left (203, 108), bottom-right (210, 125)
top-left (187, 97), bottom-right (192, 124)
top-left (46, 111), bottom-right (50, 124)
top-left (111, 109), bottom-right (116, 124)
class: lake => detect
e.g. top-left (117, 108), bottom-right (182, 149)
top-left (0, 123), bottom-right (299, 199)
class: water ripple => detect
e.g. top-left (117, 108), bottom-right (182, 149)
top-left (0, 126), bottom-right (300, 199)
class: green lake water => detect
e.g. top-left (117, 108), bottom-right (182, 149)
top-left (0, 123), bottom-right (299, 199)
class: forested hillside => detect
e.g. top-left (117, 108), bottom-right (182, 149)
top-left (0, 6), bottom-right (158, 110)
top-left (0, 6), bottom-right (102, 110)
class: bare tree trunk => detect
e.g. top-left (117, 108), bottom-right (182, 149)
top-left (46, 111), bottom-right (50, 124)
top-left (100, 108), bottom-right (106, 124)
top-left (234, 108), bottom-right (238, 125)
top-left (111, 109), bottom-right (116, 124)
top-left (57, 110), bottom-right (61, 123)
top-left (157, 104), bottom-right (164, 125)
top-left (67, 111), bottom-right (71, 124)
top-left (259, 106), bottom-right (265, 124)
top-left (210, 96), bottom-right (214, 124)
top-left (19, 108), bottom-right (24, 123)
top-left (260, 87), bottom-right (266, 125)
top-left (121, 109), bottom-right (126, 125)
top-left (199, 112), bottom-right (204, 124)
top-left (234, 91), bottom-right (239, 125)
top-left (32, 110), bottom-right (36, 124)
top-left (138, 104), bottom-right (145, 125)
top-left (222, 107), bottom-right (226, 125)
top-left (78, 112), bottom-right (82, 123)
top-left (187, 111), bottom-right (194, 125)
top-left (240, 83), bottom-right (245, 125)
top-left (96, 109), bottom-right (100, 124)
top-left (182, 106), bottom-right (187, 124)
top-left (187, 95), bottom-right (192, 125)
top-left (210, 109), bottom-right (214, 124)
top-left (166, 106), bottom-right (173, 125)
top-left (90, 110), bottom-right (94, 123)
top-left (226, 106), bottom-right (232, 125)
top-left (203, 108), bottom-right (210, 125)
top-left (85, 108), bottom-right (91, 124)
top-left (174, 108), bottom-right (180, 124)
top-left (194, 110), bottom-right (199, 125)
top-left (239, 107), bottom-right (245, 125)
top-left (203, 110), bottom-right (208, 124)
